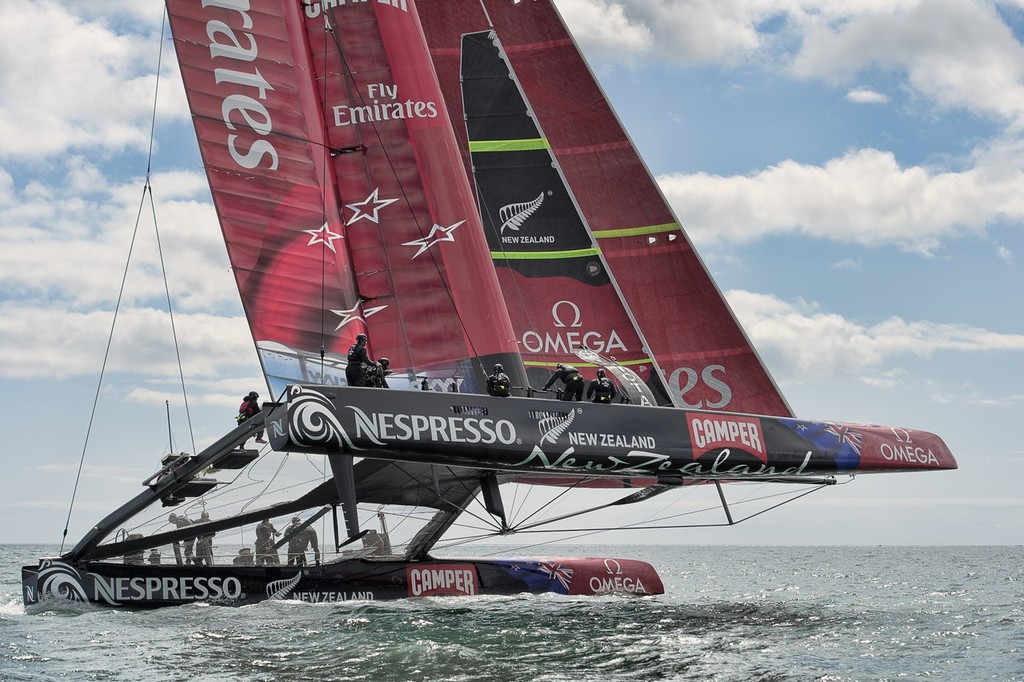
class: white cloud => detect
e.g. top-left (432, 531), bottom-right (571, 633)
top-left (0, 164), bottom-right (234, 311)
top-left (0, 305), bottom-right (255, 380)
top-left (726, 289), bottom-right (1024, 382)
top-left (792, 0), bottom-right (1024, 126)
top-left (556, 0), bottom-right (653, 59)
top-left (831, 257), bottom-right (862, 270)
top-left (0, 3), bottom-right (182, 160)
top-left (557, 0), bottom-right (766, 64)
top-left (965, 392), bottom-right (1024, 408)
top-left (563, 1), bottom-right (1024, 128)
top-left (661, 142), bottom-right (1024, 251)
top-left (846, 87), bottom-right (889, 104)
top-left (126, 382), bottom-right (265, 410)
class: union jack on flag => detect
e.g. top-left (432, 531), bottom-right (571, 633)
top-left (539, 561), bottom-right (574, 592)
top-left (824, 423), bottom-right (862, 455)
top-left (779, 418), bottom-right (863, 470)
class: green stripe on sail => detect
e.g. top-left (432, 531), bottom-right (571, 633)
top-left (492, 247), bottom-right (600, 260)
top-left (592, 223), bottom-right (679, 239)
top-left (469, 138), bottom-right (550, 153)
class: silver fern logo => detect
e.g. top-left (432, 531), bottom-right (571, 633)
top-left (288, 385), bottom-right (362, 450)
top-left (266, 571), bottom-right (304, 600)
top-left (37, 559), bottom-right (88, 602)
top-left (499, 192), bottom-right (545, 233)
top-left (537, 409), bottom-right (575, 444)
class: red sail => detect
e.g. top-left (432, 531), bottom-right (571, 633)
top-left (419, 1), bottom-right (793, 416)
top-left (166, 0), bottom-right (359, 392)
top-left (167, 0), bottom-right (522, 394)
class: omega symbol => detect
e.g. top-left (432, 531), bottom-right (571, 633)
top-left (551, 300), bottom-right (582, 328)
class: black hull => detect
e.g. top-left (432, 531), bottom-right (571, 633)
top-left (22, 555), bottom-right (662, 608)
top-left (273, 385), bottom-right (957, 478)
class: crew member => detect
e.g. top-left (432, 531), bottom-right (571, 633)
top-left (168, 513), bottom-right (194, 566)
top-left (297, 523), bottom-right (321, 567)
top-left (286, 516), bottom-right (321, 566)
top-left (373, 357), bottom-right (392, 388)
top-left (238, 391), bottom-right (265, 443)
top-left (254, 518), bottom-right (280, 566)
top-left (486, 363), bottom-right (511, 397)
top-left (286, 517), bottom-right (305, 565)
top-left (587, 369), bottom-right (618, 404)
top-left (345, 333), bottom-right (374, 387)
top-left (543, 363), bottom-right (584, 401)
top-left (194, 511), bottom-right (215, 566)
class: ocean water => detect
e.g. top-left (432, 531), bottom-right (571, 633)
top-left (1, 544), bottom-right (1021, 681)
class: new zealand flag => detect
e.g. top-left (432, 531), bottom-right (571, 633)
top-left (779, 419), bottom-right (863, 470)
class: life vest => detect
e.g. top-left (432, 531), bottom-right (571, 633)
top-left (238, 397), bottom-right (258, 419)
top-left (490, 373), bottom-right (511, 397)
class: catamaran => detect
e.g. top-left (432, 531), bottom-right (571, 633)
top-left (22, 0), bottom-right (955, 609)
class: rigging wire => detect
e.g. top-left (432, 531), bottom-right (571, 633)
top-left (148, 183), bottom-right (197, 456)
top-left (59, 13), bottom-right (171, 552)
top-left (316, 9), bottom-right (332, 382)
top-left (433, 480), bottom-right (836, 554)
top-left (60, 184), bottom-right (146, 553)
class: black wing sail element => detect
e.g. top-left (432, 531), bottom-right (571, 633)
top-left (461, 30), bottom-right (673, 404)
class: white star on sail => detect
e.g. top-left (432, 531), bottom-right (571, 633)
top-left (302, 222), bottom-right (344, 253)
top-left (345, 188), bottom-right (399, 225)
top-left (402, 220), bottom-right (466, 259)
top-left (330, 303), bottom-right (388, 331)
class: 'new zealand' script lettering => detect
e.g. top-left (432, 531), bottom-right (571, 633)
top-left (513, 446), bottom-right (812, 478)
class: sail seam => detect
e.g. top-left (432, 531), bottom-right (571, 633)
top-left (555, 140), bottom-right (632, 156)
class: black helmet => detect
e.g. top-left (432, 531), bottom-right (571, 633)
top-left (556, 363), bottom-right (564, 370)
top-left (494, 363), bottom-right (503, 372)
top-left (356, 333), bottom-right (367, 343)
top-left (379, 357), bottom-right (390, 367)
top-left (596, 369), bottom-right (605, 378)
top-left (248, 391), bottom-right (259, 399)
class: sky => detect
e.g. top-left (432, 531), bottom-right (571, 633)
top-left (1, 0), bottom-right (1022, 547)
